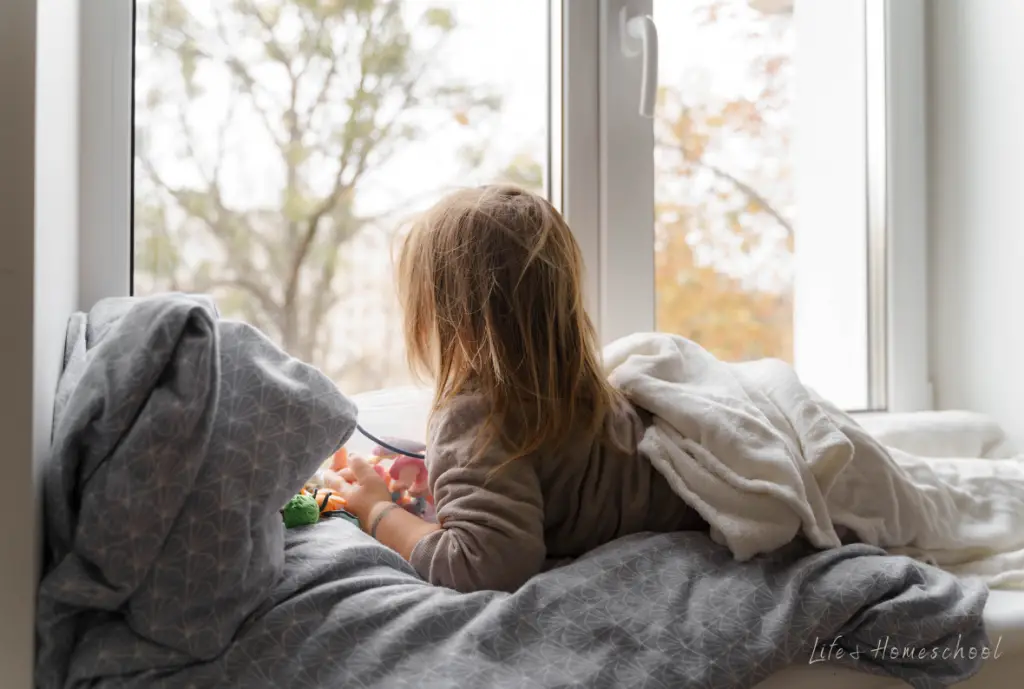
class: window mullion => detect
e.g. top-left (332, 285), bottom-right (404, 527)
top-left (597, 0), bottom-right (656, 344)
top-left (560, 0), bottom-right (603, 326)
top-left (79, 0), bottom-right (133, 308)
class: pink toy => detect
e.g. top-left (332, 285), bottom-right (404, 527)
top-left (389, 456), bottom-right (429, 498)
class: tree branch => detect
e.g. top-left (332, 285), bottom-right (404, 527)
top-left (204, 277), bottom-right (282, 319)
top-left (210, 90), bottom-right (238, 210)
top-left (137, 152), bottom-right (281, 319)
top-left (289, 16), bottom-right (479, 351)
top-left (175, 105), bottom-right (214, 188)
top-left (239, 0), bottom-right (293, 74)
top-left (304, 59), bottom-right (338, 132)
top-left (305, 222), bottom-right (354, 357)
top-left (281, 7), bottom-right (424, 326)
top-left (208, 4), bottom-right (286, 149)
top-left (657, 138), bottom-right (793, 238)
top-left (703, 161), bottom-right (793, 237)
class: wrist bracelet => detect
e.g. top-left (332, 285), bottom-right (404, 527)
top-left (368, 503), bottom-right (400, 539)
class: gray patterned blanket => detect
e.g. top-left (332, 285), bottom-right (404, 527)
top-left (36, 294), bottom-right (989, 689)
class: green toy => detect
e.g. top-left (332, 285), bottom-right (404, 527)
top-left (281, 493), bottom-right (320, 528)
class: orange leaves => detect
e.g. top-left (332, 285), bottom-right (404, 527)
top-left (665, 107), bottom-right (709, 163)
top-left (763, 55), bottom-right (787, 76)
top-left (655, 206), bottom-right (793, 364)
top-left (654, 75), bottom-right (791, 363)
top-left (649, 2), bottom-right (794, 366)
top-left (660, 93), bottom-right (764, 166)
top-left (668, 108), bottom-right (694, 144)
top-left (720, 99), bottom-right (763, 132)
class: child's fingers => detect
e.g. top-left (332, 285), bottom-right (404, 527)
top-left (335, 481), bottom-right (355, 502)
top-left (347, 454), bottom-right (381, 484)
top-left (320, 470), bottom-right (344, 492)
top-left (338, 468), bottom-right (355, 482)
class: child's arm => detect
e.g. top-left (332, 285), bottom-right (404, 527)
top-left (334, 448), bottom-right (545, 593)
top-left (410, 455), bottom-right (545, 593)
top-left (329, 456), bottom-right (440, 557)
top-left (341, 396), bottom-right (546, 593)
top-left (366, 501), bottom-right (440, 559)
top-left (405, 396), bottom-right (547, 594)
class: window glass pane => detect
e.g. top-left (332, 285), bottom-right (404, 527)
top-left (652, 0), bottom-right (870, 409)
top-left (133, 0), bottom-right (551, 394)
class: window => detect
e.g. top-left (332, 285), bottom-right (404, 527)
top-left (83, 0), bottom-right (928, 412)
top-left (653, 0), bottom-right (799, 370)
top-left (132, 0), bottom-right (553, 393)
top-left (601, 0), bottom-right (887, 411)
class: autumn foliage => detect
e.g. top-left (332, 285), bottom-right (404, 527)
top-left (653, 0), bottom-right (794, 363)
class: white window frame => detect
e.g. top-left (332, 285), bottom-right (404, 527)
top-left (879, 0), bottom-right (930, 413)
top-left (79, 0), bottom-right (133, 309)
top-left (560, 0), bottom-right (930, 413)
top-left (81, 0), bottom-right (929, 414)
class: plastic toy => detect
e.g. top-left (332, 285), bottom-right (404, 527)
top-left (280, 488), bottom-right (361, 529)
top-left (389, 455), bottom-right (430, 517)
top-left (389, 455), bottom-right (429, 496)
top-left (303, 445), bottom-right (435, 521)
top-left (304, 486), bottom-right (346, 513)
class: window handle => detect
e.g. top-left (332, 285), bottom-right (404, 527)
top-left (619, 8), bottom-right (659, 118)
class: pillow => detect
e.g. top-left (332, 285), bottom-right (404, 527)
top-left (856, 410), bottom-right (1017, 459)
top-left (37, 294), bottom-right (357, 686)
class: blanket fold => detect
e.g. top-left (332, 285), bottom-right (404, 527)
top-left (605, 332), bottom-right (1024, 586)
top-left (37, 294), bottom-right (358, 688)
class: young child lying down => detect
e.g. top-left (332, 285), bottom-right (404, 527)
top-left (324, 185), bottom-right (707, 594)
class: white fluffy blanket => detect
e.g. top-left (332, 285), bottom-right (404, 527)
top-left (604, 332), bottom-right (1024, 588)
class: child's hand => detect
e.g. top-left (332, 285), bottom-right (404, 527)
top-left (335, 454), bottom-right (394, 526)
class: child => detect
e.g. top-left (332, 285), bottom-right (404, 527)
top-left (330, 184), bottom-right (706, 593)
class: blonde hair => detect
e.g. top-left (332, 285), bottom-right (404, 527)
top-left (396, 184), bottom-right (623, 464)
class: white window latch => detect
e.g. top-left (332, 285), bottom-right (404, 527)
top-left (619, 7), bottom-right (659, 118)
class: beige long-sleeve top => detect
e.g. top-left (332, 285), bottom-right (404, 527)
top-left (409, 394), bottom-right (707, 593)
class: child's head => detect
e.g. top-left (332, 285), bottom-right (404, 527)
top-left (397, 184), bottom-right (621, 457)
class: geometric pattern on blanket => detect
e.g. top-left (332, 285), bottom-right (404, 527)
top-left (49, 520), bottom-right (989, 689)
top-left (35, 294), bottom-right (358, 689)
top-left (34, 296), bottom-right (988, 689)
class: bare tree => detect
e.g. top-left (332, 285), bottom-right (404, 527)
top-left (135, 0), bottom-right (499, 379)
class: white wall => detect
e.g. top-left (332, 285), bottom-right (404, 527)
top-left (0, 0), bottom-right (81, 686)
top-left (928, 0), bottom-right (1024, 445)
